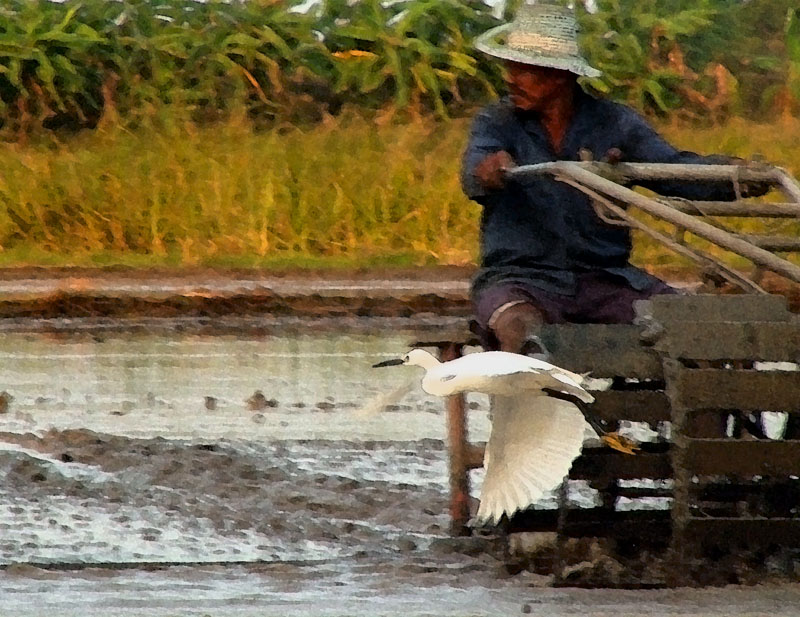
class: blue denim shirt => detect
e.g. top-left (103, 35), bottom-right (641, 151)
top-left (462, 90), bottom-right (738, 296)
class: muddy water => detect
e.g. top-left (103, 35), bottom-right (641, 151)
top-left (1, 328), bottom-right (798, 616)
top-left (0, 328), bottom-right (506, 614)
top-left (0, 330), bottom-right (493, 441)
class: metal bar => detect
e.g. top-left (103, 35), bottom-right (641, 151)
top-left (591, 390), bottom-right (671, 424)
top-left (442, 342), bottom-right (472, 536)
top-left (507, 508), bottom-right (670, 537)
top-left (736, 234), bottom-right (800, 252)
top-left (644, 294), bottom-right (790, 323)
top-left (672, 369), bottom-right (800, 412)
top-left (685, 518), bottom-right (800, 547)
top-left (664, 357), bottom-right (692, 578)
top-left (572, 449), bottom-right (673, 482)
top-left (539, 323), bottom-right (664, 379)
top-left (557, 176), bottom-right (766, 294)
top-left (652, 321), bottom-right (800, 361)
top-left (660, 200), bottom-right (800, 217)
top-left (507, 162), bottom-right (784, 185)
top-left (685, 440), bottom-right (800, 476)
top-left (552, 163), bottom-right (800, 284)
top-left (775, 167), bottom-right (800, 203)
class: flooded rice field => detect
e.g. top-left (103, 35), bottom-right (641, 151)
top-left (1, 324), bottom-right (799, 616)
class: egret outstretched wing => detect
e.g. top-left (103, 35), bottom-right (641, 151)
top-left (424, 351), bottom-right (592, 403)
top-left (477, 393), bottom-right (587, 525)
top-left (372, 348), bottom-right (636, 525)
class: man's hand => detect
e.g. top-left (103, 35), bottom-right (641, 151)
top-left (728, 157), bottom-right (772, 198)
top-left (474, 151), bottom-right (516, 190)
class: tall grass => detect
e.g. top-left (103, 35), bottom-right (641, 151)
top-left (0, 110), bottom-right (480, 268)
top-left (0, 112), bottom-right (797, 270)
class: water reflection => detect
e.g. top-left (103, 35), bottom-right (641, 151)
top-left (0, 330), bottom-right (491, 441)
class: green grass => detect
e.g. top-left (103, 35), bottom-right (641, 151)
top-left (0, 111), bottom-right (798, 273)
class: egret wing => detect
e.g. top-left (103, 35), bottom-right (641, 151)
top-left (425, 352), bottom-right (593, 403)
top-left (476, 393), bottom-right (587, 525)
top-left (496, 368), bottom-right (593, 403)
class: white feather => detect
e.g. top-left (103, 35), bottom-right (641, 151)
top-left (477, 394), bottom-right (586, 524)
top-left (380, 349), bottom-right (594, 525)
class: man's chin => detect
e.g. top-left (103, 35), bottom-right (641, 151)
top-left (510, 95), bottom-right (528, 109)
top-left (510, 95), bottom-right (539, 111)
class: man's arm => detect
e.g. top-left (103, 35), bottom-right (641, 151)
top-left (461, 107), bottom-right (516, 202)
top-left (619, 110), bottom-right (767, 201)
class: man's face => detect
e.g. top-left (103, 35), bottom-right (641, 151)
top-left (504, 61), bottom-right (577, 111)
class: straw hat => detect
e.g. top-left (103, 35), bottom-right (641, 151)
top-left (475, 0), bottom-right (601, 78)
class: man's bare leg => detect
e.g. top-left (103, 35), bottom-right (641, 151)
top-left (490, 303), bottom-right (545, 354)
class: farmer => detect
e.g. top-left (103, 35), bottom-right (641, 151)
top-left (462, 1), bottom-right (767, 354)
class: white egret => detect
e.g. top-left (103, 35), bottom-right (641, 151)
top-left (373, 348), bottom-right (637, 525)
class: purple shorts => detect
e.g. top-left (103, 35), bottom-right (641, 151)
top-left (473, 271), bottom-right (677, 346)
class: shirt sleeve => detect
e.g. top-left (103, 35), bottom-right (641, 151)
top-left (620, 109), bottom-right (737, 200)
top-left (460, 106), bottom-right (512, 202)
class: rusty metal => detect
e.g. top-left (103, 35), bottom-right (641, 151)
top-left (570, 445), bottom-right (672, 483)
top-left (652, 322), bottom-right (800, 361)
top-left (591, 390), bottom-right (671, 424)
top-left (556, 176), bottom-right (768, 294)
top-left (654, 298), bottom-right (800, 576)
top-left (671, 369), bottom-right (800, 412)
top-left (508, 162), bottom-right (800, 285)
top-left (433, 293), bottom-right (800, 579)
top-left (441, 342), bottom-right (472, 536)
top-left (685, 518), bottom-right (800, 547)
top-left (684, 439), bottom-right (800, 476)
top-left (660, 199), bottom-right (800, 218)
top-left (509, 508), bottom-right (670, 539)
top-left (640, 294), bottom-right (791, 324)
top-left (661, 357), bottom-right (692, 571)
top-left (540, 324), bottom-right (663, 379)
top-left (506, 161), bottom-right (783, 184)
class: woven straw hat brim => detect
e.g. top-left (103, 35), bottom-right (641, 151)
top-left (475, 23), bottom-right (601, 78)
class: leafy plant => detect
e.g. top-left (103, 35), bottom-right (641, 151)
top-left (318, 0), bottom-right (499, 116)
top-left (0, 0), bottom-right (797, 136)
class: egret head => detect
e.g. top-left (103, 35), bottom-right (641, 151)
top-left (372, 348), bottom-right (439, 369)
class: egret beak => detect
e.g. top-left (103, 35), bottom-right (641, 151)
top-left (372, 358), bottom-right (404, 368)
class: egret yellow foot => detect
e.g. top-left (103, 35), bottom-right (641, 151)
top-left (601, 432), bottom-right (639, 455)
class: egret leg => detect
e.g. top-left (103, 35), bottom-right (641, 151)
top-left (542, 387), bottom-right (640, 455)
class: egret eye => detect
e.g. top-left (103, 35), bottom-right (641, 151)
top-left (403, 354), bottom-right (410, 363)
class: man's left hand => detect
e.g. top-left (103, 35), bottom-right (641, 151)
top-left (728, 157), bottom-right (772, 198)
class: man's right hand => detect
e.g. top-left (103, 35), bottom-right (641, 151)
top-left (474, 151), bottom-right (516, 190)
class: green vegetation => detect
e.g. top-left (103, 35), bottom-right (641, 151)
top-left (0, 111), bottom-right (797, 270)
top-left (0, 0), bottom-right (797, 136)
top-left (1, 0), bottom-right (798, 272)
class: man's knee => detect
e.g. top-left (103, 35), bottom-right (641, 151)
top-left (491, 303), bottom-right (544, 354)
